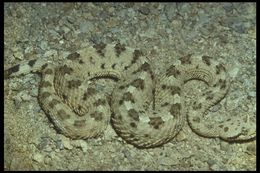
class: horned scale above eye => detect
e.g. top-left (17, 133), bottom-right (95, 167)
top-left (4, 43), bottom-right (256, 148)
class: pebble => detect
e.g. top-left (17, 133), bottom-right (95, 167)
top-left (66, 16), bottom-right (75, 24)
top-left (158, 157), bottom-right (174, 166)
top-left (207, 158), bottom-right (217, 166)
top-left (43, 50), bottom-right (57, 58)
top-left (108, 7), bottom-right (114, 13)
top-left (80, 141), bottom-right (88, 153)
top-left (49, 29), bottom-right (60, 38)
top-left (175, 131), bottom-right (187, 141)
top-left (232, 23), bottom-right (246, 34)
top-left (61, 26), bottom-right (71, 34)
top-left (43, 146), bottom-right (53, 153)
top-left (13, 96), bottom-right (22, 109)
top-left (7, 78), bottom-right (16, 88)
top-left (39, 41), bottom-right (48, 50)
top-left (44, 156), bottom-right (52, 165)
top-left (122, 148), bottom-right (131, 160)
top-left (139, 6), bottom-right (150, 15)
top-left (126, 8), bottom-right (136, 18)
top-left (80, 21), bottom-right (94, 33)
top-left (37, 137), bottom-right (49, 150)
top-left (18, 91), bottom-right (32, 101)
top-left (198, 12), bottom-right (209, 24)
top-left (229, 67), bottom-right (240, 78)
top-left (210, 163), bottom-right (221, 171)
top-left (246, 143), bottom-right (256, 155)
top-left (33, 153), bottom-right (44, 163)
top-left (166, 28), bottom-right (172, 34)
top-left (24, 46), bottom-right (33, 54)
top-left (210, 103), bottom-right (222, 112)
top-left (164, 4), bottom-right (178, 21)
top-left (13, 51), bottom-right (24, 60)
top-left (178, 3), bottom-right (191, 13)
top-left (223, 3), bottom-right (234, 13)
top-left (248, 91), bottom-right (256, 98)
top-left (220, 141), bottom-right (232, 153)
top-left (243, 78), bottom-right (252, 88)
top-left (55, 139), bottom-right (64, 150)
top-left (61, 137), bottom-right (73, 150)
top-left (31, 88), bottom-right (38, 97)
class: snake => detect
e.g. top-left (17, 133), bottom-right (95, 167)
top-left (4, 43), bottom-right (256, 148)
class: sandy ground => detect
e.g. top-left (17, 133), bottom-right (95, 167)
top-left (4, 2), bottom-right (256, 171)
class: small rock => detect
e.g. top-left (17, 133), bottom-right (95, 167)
top-left (223, 3), bottom-right (234, 13)
top-left (80, 21), bottom-right (94, 33)
top-left (33, 153), bottom-right (44, 163)
top-left (178, 3), bottom-right (191, 13)
top-left (248, 91), bottom-right (256, 98)
top-left (232, 23), bottom-right (246, 34)
top-left (49, 29), bottom-right (60, 38)
top-left (210, 163), bottom-right (221, 171)
top-left (61, 137), bottom-right (73, 150)
top-left (21, 92), bottom-right (32, 101)
top-left (108, 7), bottom-right (115, 13)
top-left (246, 142), bottom-right (256, 155)
top-left (220, 141), bottom-right (232, 153)
top-left (207, 158), bottom-right (216, 166)
top-left (16, 91), bottom-right (32, 102)
top-left (24, 46), bottom-right (33, 54)
top-left (55, 139), bottom-right (64, 150)
top-left (39, 41), bottom-right (48, 50)
top-left (44, 156), bottom-right (52, 165)
top-left (210, 103), bottom-right (222, 112)
top-left (158, 157), bottom-right (174, 166)
top-left (126, 8), bottom-right (136, 18)
top-left (198, 10), bottom-right (209, 24)
top-left (164, 4), bottom-right (178, 21)
top-left (243, 78), bottom-right (252, 87)
top-left (166, 28), bottom-right (172, 34)
top-left (37, 138), bottom-right (49, 150)
top-left (175, 131), bottom-right (187, 141)
top-left (31, 88), bottom-right (39, 97)
top-left (122, 148), bottom-right (131, 159)
top-left (61, 26), bottom-right (70, 34)
top-left (229, 67), bottom-right (240, 78)
top-left (43, 146), bottom-right (53, 153)
top-left (139, 6), bottom-right (150, 15)
top-left (66, 16), bottom-right (75, 24)
top-left (13, 51), bottom-right (24, 60)
top-left (80, 142), bottom-right (88, 153)
top-left (43, 50), bottom-right (57, 58)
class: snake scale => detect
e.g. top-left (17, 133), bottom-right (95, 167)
top-left (4, 43), bottom-right (256, 148)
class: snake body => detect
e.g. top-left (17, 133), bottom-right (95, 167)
top-left (5, 43), bottom-right (255, 148)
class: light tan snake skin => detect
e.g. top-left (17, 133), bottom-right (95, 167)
top-left (5, 43), bottom-right (256, 148)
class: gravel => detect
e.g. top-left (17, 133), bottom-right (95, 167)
top-left (4, 2), bottom-right (256, 171)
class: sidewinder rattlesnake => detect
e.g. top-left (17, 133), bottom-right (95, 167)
top-left (4, 43), bottom-right (256, 148)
